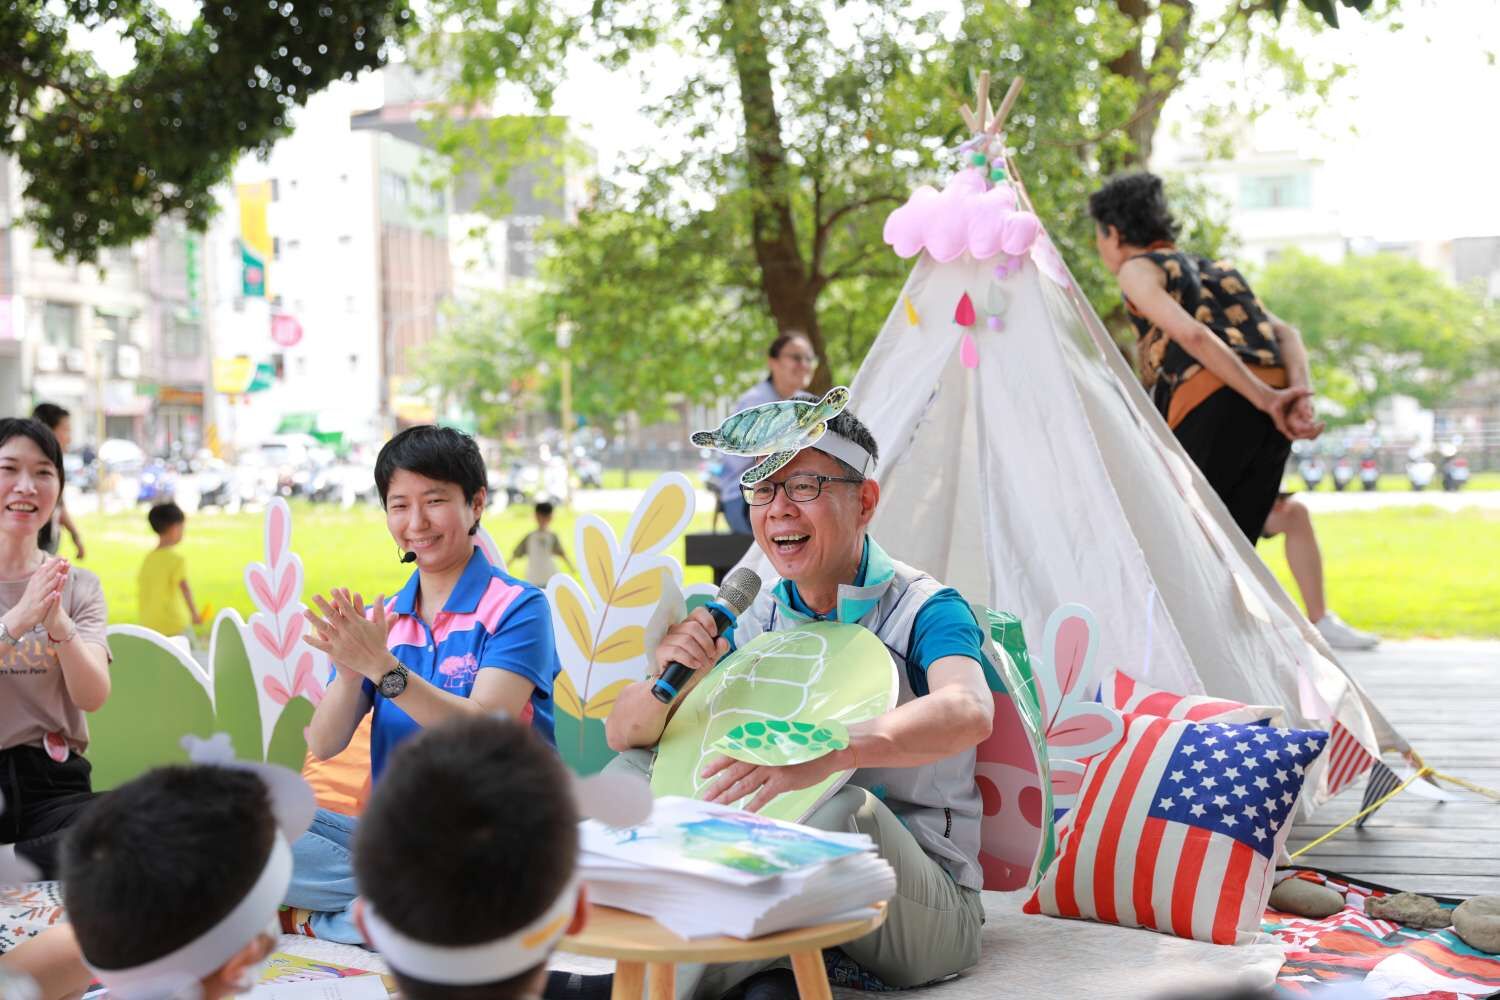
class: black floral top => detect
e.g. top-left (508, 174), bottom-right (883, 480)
top-left (1124, 248), bottom-right (1283, 414)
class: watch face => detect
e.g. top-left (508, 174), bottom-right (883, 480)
top-left (379, 667), bottom-right (408, 699)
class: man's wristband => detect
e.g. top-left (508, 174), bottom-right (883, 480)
top-left (48, 627), bottom-right (78, 645)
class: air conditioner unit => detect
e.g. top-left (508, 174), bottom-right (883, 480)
top-left (114, 344), bottom-right (142, 379)
top-left (35, 345), bottom-right (60, 372)
top-left (63, 348), bottom-right (86, 373)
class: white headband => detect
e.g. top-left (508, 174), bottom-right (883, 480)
top-left (82, 735), bottom-right (317, 1000)
top-left (355, 766), bottom-right (651, 987)
top-left (813, 430), bottom-right (877, 479)
top-left (364, 876), bottom-right (581, 985)
top-left (85, 838), bottom-right (291, 999)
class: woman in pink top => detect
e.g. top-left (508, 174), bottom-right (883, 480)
top-left (0, 417), bottom-right (110, 878)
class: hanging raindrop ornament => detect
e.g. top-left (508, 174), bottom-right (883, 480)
top-left (954, 291), bottom-right (977, 327)
top-left (903, 295), bottom-right (920, 327)
top-left (960, 332), bottom-right (980, 369)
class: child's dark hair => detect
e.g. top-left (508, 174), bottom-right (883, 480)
top-left (60, 765), bottom-right (276, 971)
top-left (1088, 172), bottom-right (1178, 248)
top-left (147, 502), bottom-right (186, 535)
top-left (374, 425), bottom-right (488, 508)
top-left (31, 402), bottom-right (70, 430)
top-left (534, 501), bottom-right (554, 517)
top-left (355, 717), bottom-right (578, 1000)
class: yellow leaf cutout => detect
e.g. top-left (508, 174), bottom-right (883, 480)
top-left (585, 679), bottom-right (633, 720)
top-left (612, 567), bottom-right (665, 608)
top-left (627, 482), bottom-right (688, 555)
top-left (582, 523), bottom-right (615, 603)
top-left (554, 671), bottom-right (584, 720)
top-left (593, 625), bottom-right (646, 664)
top-left (903, 294), bottom-right (920, 326)
top-left (553, 585), bottom-right (594, 661)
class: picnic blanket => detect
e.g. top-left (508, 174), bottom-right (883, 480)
top-left (1267, 869), bottom-right (1500, 999)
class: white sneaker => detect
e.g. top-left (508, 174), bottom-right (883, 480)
top-left (1315, 611), bottom-right (1380, 650)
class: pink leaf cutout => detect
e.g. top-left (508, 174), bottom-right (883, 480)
top-left (1051, 769), bottom-right (1085, 797)
top-left (279, 617), bottom-right (302, 660)
top-left (1048, 711), bottom-right (1118, 748)
top-left (273, 568), bottom-right (298, 612)
top-left (953, 291), bottom-right (976, 327)
top-left (248, 567), bottom-right (274, 609)
top-left (960, 332), bottom-right (979, 369)
top-left (267, 504), bottom-right (288, 567)
top-left (1053, 616), bottom-right (1090, 701)
top-left (262, 675), bottom-right (292, 706)
top-left (251, 621), bottom-right (280, 657)
top-left (292, 652), bottom-right (325, 705)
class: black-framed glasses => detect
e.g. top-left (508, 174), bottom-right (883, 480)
top-left (742, 473), bottom-right (863, 506)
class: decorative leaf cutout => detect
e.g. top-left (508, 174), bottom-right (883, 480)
top-left (554, 671), bottom-right (584, 720)
top-left (1047, 704), bottom-right (1124, 759)
top-left (584, 679), bottom-right (632, 720)
top-left (248, 567), bottom-right (274, 609)
top-left (582, 523), bottom-right (615, 603)
top-left (552, 583), bottom-right (594, 661)
top-left (612, 567), bottom-right (665, 609)
top-left (593, 625), bottom-right (646, 664)
top-left (627, 480), bottom-right (688, 555)
top-left (1052, 615), bottom-right (1091, 703)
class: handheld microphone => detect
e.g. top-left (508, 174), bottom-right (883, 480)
top-left (651, 567), bottom-right (761, 704)
top-left (401, 551), bottom-right (417, 564)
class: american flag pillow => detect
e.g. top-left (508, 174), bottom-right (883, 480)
top-left (1024, 714), bottom-right (1328, 944)
top-left (1100, 669), bottom-right (1283, 726)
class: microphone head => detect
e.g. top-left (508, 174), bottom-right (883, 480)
top-left (401, 551), bottom-right (417, 564)
top-left (717, 567), bottom-right (762, 617)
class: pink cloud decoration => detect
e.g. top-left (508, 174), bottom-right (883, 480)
top-left (884, 168), bottom-right (1042, 262)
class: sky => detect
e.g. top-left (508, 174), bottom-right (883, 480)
top-left (78, 1), bottom-right (1500, 242)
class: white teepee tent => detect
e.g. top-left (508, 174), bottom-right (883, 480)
top-left (736, 77), bottom-right (1405, 815)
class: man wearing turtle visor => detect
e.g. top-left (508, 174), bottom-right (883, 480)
top-left (606, 401), bottom-right (994, 1000)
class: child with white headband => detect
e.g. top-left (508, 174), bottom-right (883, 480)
top-left (0, 737), bottom-right (314, 1000)
top-left (353, 715), bottom-right (646, 1000)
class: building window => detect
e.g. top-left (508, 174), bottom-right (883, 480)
top-left (167, 317), bottom-right (203, 359)
top-left (42, 302), bottom-right (79, 349)
top-left (1240, 173), bottom-right (1311, 210)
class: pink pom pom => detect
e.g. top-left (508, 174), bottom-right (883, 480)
top-left (987, 315), bottom-right (1005, 332)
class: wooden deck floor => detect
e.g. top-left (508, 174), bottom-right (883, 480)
top-left (1288, 639), bottom-right (1500, 898)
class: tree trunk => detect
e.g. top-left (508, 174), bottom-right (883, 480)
top-left (722, 0), bottom-right (831, 393)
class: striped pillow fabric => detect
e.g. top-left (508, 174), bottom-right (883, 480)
top-left (1025, 714), bottom-right (1328, 944)
top-left (1100, 669), bottom-right (1283, 726)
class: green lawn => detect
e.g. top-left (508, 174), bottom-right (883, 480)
top-left (1258, 506), bottom-right (1500, 639)
top-left (72, 503), bottom-right (1500, 640)
top-left (76, 501), bottom-right (716, 628)
top-left (1285, 472), bottom-right (1500, 493)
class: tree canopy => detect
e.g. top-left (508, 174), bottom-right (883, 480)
top-left (1, 0), bottom-right (413, 262)
top-left (1257, 250), bottom-right (1500, 424)
top-left (416, 0), bottom-right (1382, 426)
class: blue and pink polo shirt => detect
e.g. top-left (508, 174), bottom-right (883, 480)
top-left (363, 546), bottom-right (559, 778)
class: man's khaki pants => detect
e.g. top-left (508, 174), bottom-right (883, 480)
top-left (603, 750), bottom-right (985, 999)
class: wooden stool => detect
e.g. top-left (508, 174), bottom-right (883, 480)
top-left (562, 903), bottom-right (887, 1000)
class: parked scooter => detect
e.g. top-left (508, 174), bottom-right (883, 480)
top-left (1406, 448), bottom-right (1436, 491)
top-left (1330, 454), bottom-right (1356, 491)
top-left (1440, 444), bottom-right (1470, 492)
top-left (1359, 454), bottom-right (1381, 491)
top-left (1297, 455), bottom-right (1325, 491)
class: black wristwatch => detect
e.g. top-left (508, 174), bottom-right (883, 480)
top-left (378, 662), bottom-right (410, 699)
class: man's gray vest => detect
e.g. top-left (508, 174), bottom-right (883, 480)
top-left (733, 547), bottom-right (984, 891)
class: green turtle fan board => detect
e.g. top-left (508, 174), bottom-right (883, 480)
top-left (652, 621), bottom-right (898, 823)
top-left (691, 387), bottom-right (850, 484)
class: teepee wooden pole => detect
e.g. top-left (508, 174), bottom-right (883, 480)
top-left (989, 76), bottom-right (1025, 136)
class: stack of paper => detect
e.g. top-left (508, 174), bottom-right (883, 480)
top-left (580, 797), bottom-right (896, 940)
